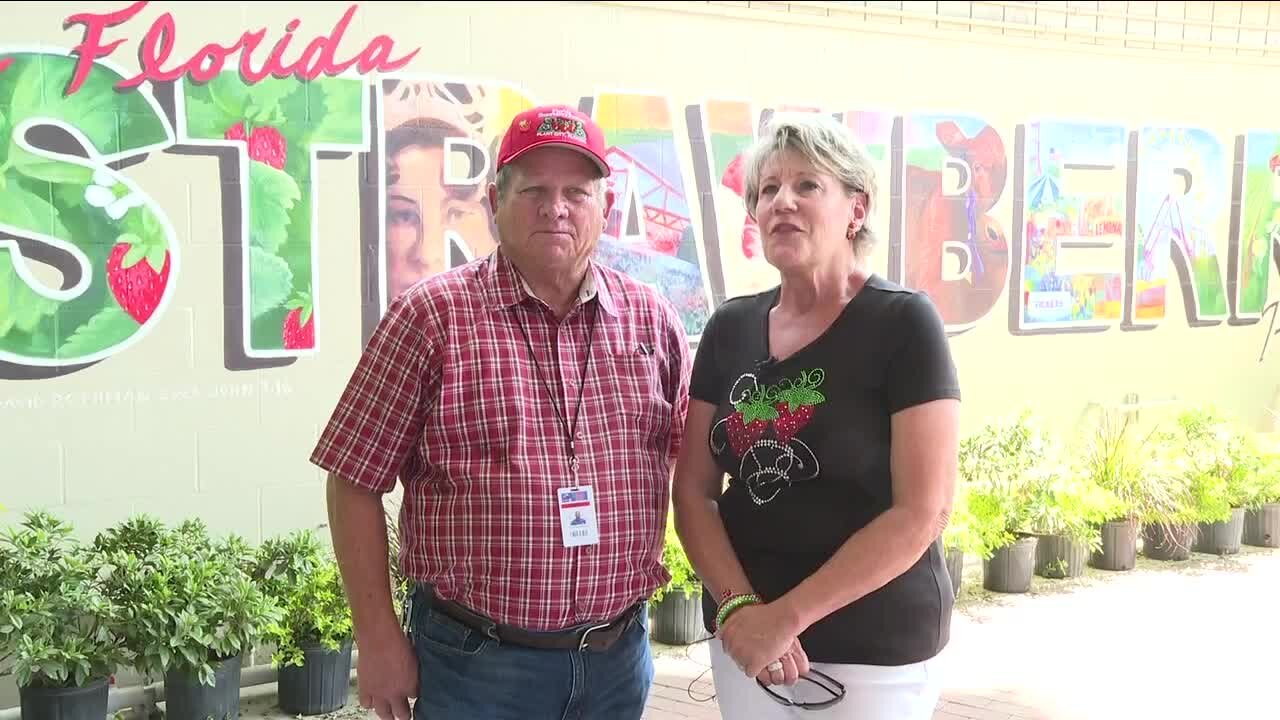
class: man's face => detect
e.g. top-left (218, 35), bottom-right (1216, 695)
top-left (385, 145), bottom-right (496, 299)
top-left (487, 146), bottom-right (614, 277)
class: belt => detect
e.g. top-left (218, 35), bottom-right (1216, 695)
top-left (422, 588), bottom-right (643, 653)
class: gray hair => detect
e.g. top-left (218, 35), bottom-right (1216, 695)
top-left (494, 162), bottom-right (607, 204)
top-left (742, 112), bottom-right (879, 254)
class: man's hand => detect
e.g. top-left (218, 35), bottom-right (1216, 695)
top-left (357, 622), bottom-right (419, 720)
top-left (326, 473), bottom-right (419, 718)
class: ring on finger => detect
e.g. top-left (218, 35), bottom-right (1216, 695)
top-left (767, 661), bottom-right (783, 673)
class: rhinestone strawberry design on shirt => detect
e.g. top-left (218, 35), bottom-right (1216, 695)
top-left (713, 368), bottom-right (827, 504)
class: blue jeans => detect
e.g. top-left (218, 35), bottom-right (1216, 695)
top-left (407, 591), bottom-right (654, 720)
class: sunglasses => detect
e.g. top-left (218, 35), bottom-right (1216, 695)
top-left (756, 668), bottom-right (846, 710)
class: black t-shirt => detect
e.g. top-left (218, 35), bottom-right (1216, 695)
top-left (690, 274), bottom-right (962, 666)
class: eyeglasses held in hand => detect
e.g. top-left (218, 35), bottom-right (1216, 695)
top-left (756, 668), bottom-right (846, 710)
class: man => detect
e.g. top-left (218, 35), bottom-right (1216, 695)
top-left (312, 104), bottom-right (691, 720)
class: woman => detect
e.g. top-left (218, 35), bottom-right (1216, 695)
top-left (672, 112), bottom-right (961, 719)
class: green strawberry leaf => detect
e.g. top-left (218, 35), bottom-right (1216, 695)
top-left (249, 247), bottom-right (294, 319)
top-left (121, 242), bottom-right (147, 269)
top-left (8, 144), bottom-right (95, 186)
top-left (315, 80), bottom-right (365, 144)
top-left (248, 162), bottom-right (301, 253)
top-left (0, 176), bottom-right (69, 240)
top-left (0, 249), bottom-right (57, 337)
top-left (741, 401), bottom-right (778, 425)
top-left (791, 388), bottom-right (826, 406)
top-left (145, 244), bottom-right (167, 275)
top-left (57, 305), bottom-right (139, 359)
top-left (181, 95), bottom-right (238, 141)
top-left (206, 72), bottom-right (295, 122)
top-left (8, 53), bottom-right (167, 156)
top-left (300, 305), bottom-right (313, 328)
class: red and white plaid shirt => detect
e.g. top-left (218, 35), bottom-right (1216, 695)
top-left (311, 250), bottom-right (691, 631)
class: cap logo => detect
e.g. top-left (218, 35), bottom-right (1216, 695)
top-left (518, 118), bottom-right (530, 131)
top-left (536, 115), bottom-right (588, 142)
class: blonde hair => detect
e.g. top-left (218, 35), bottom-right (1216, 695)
top-left (742, 112), bottom-right (879, 254)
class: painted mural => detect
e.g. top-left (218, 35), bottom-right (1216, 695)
top-left (2, 2), bottom-right (1280, 381)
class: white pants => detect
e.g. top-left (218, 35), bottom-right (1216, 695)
top-left (709, 638), bottom-right (944, 720)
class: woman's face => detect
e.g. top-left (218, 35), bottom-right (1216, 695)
top-left (385, 145), bottom-right (496, 299)
top-left (753, 148), bottom-right (865, 274)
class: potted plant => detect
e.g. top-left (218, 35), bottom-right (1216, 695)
top-left (649, 523), bottom-right (708, 645)
top-left (0, 511), bottom-right (130, 720)
top-left (941, 483), bottom-right (987, 598)
top-left (106, 519), bottom-right (279, 720)
top-left (1074, 408), bottom-right (1153, 571)
top-left (959, 412), bottom-right (1046, 594)
top-left (1190, 417), bottom-right (1260, 555)
top-left (254, 530), bottom-right (354, 716)
top-left (1026, 457), bottom-right (1121, 580)
top-left (1242, 437), bottom-right (1280, 548)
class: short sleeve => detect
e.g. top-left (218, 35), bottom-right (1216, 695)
top-left (309, 293), bottom-right (434, 493)
top-left (689, 307), bottom-right (725, 404)
top-left (885, 292), bottom-right (961, 415)
top-left (660, 299), bottom-right (693, 464)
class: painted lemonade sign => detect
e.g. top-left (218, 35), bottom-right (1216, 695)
top-left (2, 2), bottom-right (1280, 376)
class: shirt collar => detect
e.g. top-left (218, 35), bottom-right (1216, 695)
top-left (483, 249), bottom-right (619, 317)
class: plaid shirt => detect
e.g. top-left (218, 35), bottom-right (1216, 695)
top-left (311, 250), bottom-right (691, 631)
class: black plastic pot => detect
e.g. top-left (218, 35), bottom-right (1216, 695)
top-left (1090, 519), bottom-right (1138, 571)
top-left (278, 640), bottom-right (354, 715)
top-left (651, 590), bottom-right (710, 645)
top-left (982, 536), bottom-right (1037, 593)
top-left (164, 653), bottom-right (242, 720)
top-left (1143, 523), bottom-right (1195, 561)
top-left (19, 676), bottom-right (109, 720)
top-left (1243, 503), bottom-right (1280, 548)
top-left (1195, 508), bottom-right (1245, 555)
top-left (945, 548), bottom-right (964, 598)
top-left (1034, 534), bottom-right (1088, 579)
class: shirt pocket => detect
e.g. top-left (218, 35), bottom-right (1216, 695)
top-left (607, 348), bottom-right (673, 448)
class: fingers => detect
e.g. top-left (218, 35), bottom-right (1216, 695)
top-left (372, 698), bottom-right (395, 720)
top-left (391, 695), bottom-right (413, 720)
top-left (780, 652), bottom-right (799, 686)
top-left (359, 691), bottom-right (374, 710)
top-left (790, 641), bottom-right (811, 676)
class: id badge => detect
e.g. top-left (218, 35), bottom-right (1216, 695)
top-left (557, 486), bottom-right (599, 548)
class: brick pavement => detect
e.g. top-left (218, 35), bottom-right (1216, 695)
top-left (643, 546), bottom-right (1280, 720)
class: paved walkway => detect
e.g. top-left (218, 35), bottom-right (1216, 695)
top-left (644, 546), bottom-right (1280, 719)
top-left (230, 546), bottom-right (1278, 720)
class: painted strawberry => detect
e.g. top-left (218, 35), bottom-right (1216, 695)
top-left (225, 121), bottom-right (287, 170)
top-left (282, 291), bottom-right (314, 349)
top-left (106, 234), bottom-right (170, 324)
top-left (773, 402), bottom-right (816, 444)
top-left (726, 411), bottom-right (768, 456)
top-left (741, 215), bottom-right (761, 259)
top-left (721, 153), bottom-right (746, 195)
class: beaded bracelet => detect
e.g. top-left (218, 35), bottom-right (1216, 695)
top-left (714, 592), bottom-right (761, 632)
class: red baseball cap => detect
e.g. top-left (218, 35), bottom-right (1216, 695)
top-left (496, 104), bottom-right (610, 177)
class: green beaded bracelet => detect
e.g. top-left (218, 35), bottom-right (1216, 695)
top-left (715, 592), bottom-right (761, 631)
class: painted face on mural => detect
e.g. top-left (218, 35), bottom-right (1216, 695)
top-left (754, 148), bottom-right (866, 274)
top-left (384, 126), bottom-right (497, 300)
top-left (488, 146), bottom-right (615, 279)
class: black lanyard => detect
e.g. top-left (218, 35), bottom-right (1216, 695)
top-left (515, 300), bottom-right (599, 473)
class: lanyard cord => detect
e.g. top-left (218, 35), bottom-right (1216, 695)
top-left (515, 300), bottom-right (600, 470)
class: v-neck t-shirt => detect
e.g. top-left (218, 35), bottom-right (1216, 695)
top-left (689, 274), bottom-right (962, 666)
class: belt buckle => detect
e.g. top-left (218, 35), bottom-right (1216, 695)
top-left (577, 620), bottom-right (613, 652)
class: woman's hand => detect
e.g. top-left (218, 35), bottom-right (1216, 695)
top-left (718, 602), bottom-right (805, 679)
top-left (754, 638), bottom-right (810, 687)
